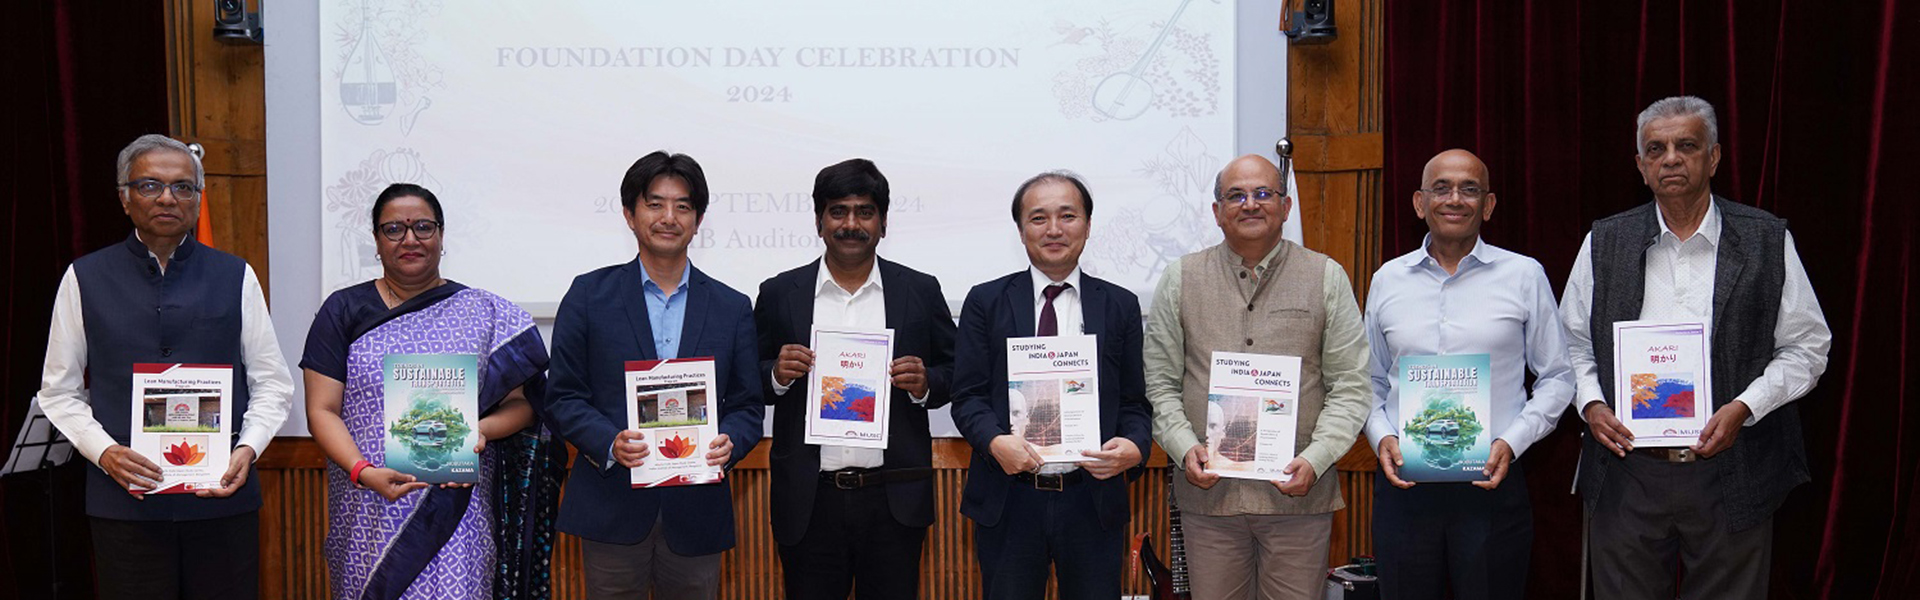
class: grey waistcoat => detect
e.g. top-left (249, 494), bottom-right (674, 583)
top-left (1581, 197), bottom-right (1807, 532)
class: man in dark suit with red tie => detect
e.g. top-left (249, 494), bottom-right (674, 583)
top-left (950, 171), bottom-right (1153, 600)
top-left (754, 158), bottom-right (957, 599)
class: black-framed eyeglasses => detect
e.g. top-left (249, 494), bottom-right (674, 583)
top-left (376, 219), bottom-right (442, 241)
top-left (1423, 185), bottom-right (1487, 199)
top-left (1219, 187), bottom-right (1284, 206)
top-left (119, 178), bottom-right (201, 201)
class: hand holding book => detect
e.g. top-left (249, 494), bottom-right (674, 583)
top-left (100, 445), bottom-right (164, 496)
top-left (361, 466), bottom-right (431, 501)
top-left (1272, 457), bottom-right (1315, 496)
top-left (1471, 439), bottom-right (1514, 490)
top-left (614, 429), bottom-right (651, 468)
top-left (1081, 437), bottom-right (1142, 480)
top-left (705, 433), bottom-right (733, 467)
top-left (194, 445), bottom-right (256, 498)
top-left (1181, 444), bottom-right (1220, 490)
top-left (1376, 436), bottom-right (1414, 489)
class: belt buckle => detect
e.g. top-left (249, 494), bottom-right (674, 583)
top-left (834, 471), bottom-right (863, 490)
top-left (1034, 473), bottom-right (1064, 492)
top-left (1669, 448), bottom-right (1696, 463)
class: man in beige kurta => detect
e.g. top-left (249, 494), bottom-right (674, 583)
top-left (1144, 154), bottom-right (1372, 600)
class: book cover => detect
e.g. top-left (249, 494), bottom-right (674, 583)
top-left (1612, 321), bottom-right (1712, 447)
top-left (1006, 335), bottom-right (1102, 462)
top-left (1395, 354), bottom-right (1493, 482)
top-left (382, 354), bottom-right (481, 484)
top-left (805, 327), bottom-right (895, 449)
top-left (129, 364), bottom-right (232, 494)
top-left (627, 358), bottom-right (724, 487)
top-left (1205, 352), bottom-right (1301, 482)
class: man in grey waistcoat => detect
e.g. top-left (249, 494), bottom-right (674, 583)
top-left (1561, 95), bottom-right (1831, 599)
top-left (1144, 154), bottom-right (1372, 600)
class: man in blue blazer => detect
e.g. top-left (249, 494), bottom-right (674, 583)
top-left (754, 158), bottom-right (957, 599)
top-left (951, 171), bottom-right (1153, 600)
top-left (542, 151), bottom-right (764, 599)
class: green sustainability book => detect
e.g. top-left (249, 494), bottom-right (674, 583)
top-left (383, 354), bottom-right (481, 484)
top-left (1395, 354), bottom-right (1493, 482)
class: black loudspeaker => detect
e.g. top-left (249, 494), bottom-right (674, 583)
top-left (1285, 0), bottom-right (1338, 45)
top-left (213, 0), bottom-right (263, 45)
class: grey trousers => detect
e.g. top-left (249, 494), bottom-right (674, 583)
top-left (1589, 452), bottom-right (1773, 600)
top-left (580, 517), bottom-right (723, 600)
top-left (1182, 512), bottom-right (1334, 600)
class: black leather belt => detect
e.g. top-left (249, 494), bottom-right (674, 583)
top-left (1633, 447), bottom-right (1697, 463)
top-left (1013, 469), bottom-right (1086, 492)
top-left (819, 467), bottom-right (933, 490)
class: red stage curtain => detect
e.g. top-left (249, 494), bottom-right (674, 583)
top-left (1, 2), bottom-right (168, 598)
top-left (1384, 0), bottom-right (1918, 597)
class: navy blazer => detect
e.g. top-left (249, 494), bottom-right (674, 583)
top-left (542, 258), bottom-right (764, 554)
top-left (754, 257), bottom-right (957, 546)
top-left (949, 270), bottom-right (1152, 530)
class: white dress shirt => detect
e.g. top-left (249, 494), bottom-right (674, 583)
top-left (1029, 265), bottom-right (1084, 474)
top-left (1029, 266), bottom-right (1084, 338)
top-left (1362, 237), bottom-right (1577, 458)
top-left (770, 260), bottom-right (925, 470)
top-left (36, 257), bottom-right (296, 466)
top-left (1560, 200), bottom-right (1832, 425)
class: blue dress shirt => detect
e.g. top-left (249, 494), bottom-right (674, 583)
top-left (640, 260), bottom-right (692, 360)
top-left (1362, 237), bottom-right (1577, 458)
top-left (607, 259), bottom-right (692, 467)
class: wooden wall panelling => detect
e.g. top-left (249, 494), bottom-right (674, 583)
top-left (164, 0), bottom-right (272, 299)
top-left (1287, 0), bottom-right (1385, 565)
top-left (254, 437), bottom-right (1376, 598)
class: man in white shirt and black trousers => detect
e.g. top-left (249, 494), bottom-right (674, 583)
top-left (35, 134), bottom-right (295, 600)
top-left (1363, 149), bottom-right (1575, 600)
top-left (1561, 96), bottom-right (1832, 599)
top-left (754, 158), bottom-right (957, 599)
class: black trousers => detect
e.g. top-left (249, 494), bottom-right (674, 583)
top-left (1589, 452), bottom-right (1773, 600)
top-left (778, 479), bottom-right (928, 600)
top-left (973, 480), bottom-right (1125, 600)
top-left (89, 511), bottom-right (259, 600)
top-left (1372, 464), bottom-right (1534, 600)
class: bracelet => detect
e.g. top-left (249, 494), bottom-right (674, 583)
top-left (350, 460), bottom-right (372, 487)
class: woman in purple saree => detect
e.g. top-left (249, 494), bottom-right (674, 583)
top-left (302, 184), bottom-right (564, 600)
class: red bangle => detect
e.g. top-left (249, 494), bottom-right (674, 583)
top-left (350, 460), bottom-right (372, 486)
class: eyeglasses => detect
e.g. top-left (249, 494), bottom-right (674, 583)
top-left (119, 178), bottom-right (201, 201)
top-left (1422, 185), bottom-right (1487, 199)
top-left (1219, 187), bottom-right (1284, 206)
top-left (376, 219), bottom-right (442, 241)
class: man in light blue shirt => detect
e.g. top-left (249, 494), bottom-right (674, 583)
top-left (1361, 149), bottom-right (1575, 600)
top-left (542, 151), bottom-right (764, 599)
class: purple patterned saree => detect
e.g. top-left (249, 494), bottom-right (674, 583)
top-left (309, 284), bottom-right (562, 600)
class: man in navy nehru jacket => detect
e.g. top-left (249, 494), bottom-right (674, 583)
top-left (36, 134), bottom-right (295, 600)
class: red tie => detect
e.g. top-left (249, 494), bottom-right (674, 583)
top-left (1038, 283), bottom-right (1071, 336)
